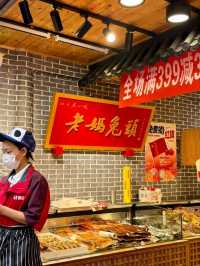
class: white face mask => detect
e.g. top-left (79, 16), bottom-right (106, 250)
top-left (2, 153), bottom-right (20, 170)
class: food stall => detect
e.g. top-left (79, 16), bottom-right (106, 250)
top-left (0, 0), bottom-right (200, 265)
top-left (34, 200), bottom-right (200, 266)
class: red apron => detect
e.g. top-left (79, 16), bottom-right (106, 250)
top-left (0, 165), bottom-right (50, 231)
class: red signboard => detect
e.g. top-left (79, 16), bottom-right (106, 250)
top-left (45, 93), bottom-right (154, 151)
top-left (119, 47), bottom-right (200, 107)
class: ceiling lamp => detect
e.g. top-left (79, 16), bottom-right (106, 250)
top-left (103, 24), bottom-right (116, 43)
top-left (119, 0), bottom-right (145, 7)
top-left (50, 6), bottom-right (63, 32)
top-left (19, 0), bottom-right (33, 25)
top-left (75, 16), bottom-right (92, 38)
top-left (166, 0), bottom-right (191, 23)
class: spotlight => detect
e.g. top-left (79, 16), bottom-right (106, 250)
top-left (50, 8), bottom-right (63, 32)
top-left (103, 25), bottom-right (116, 43)
top-left (166, 0), bottom-right (191, 23)
top-left (119, 0), bottom-right (145, 7)
top-left (19, 0), bottom-right (33, 25)
top-left (75, 16), bottom-right (92, 39)
top-left (125, 31), bottom-right (133, 51)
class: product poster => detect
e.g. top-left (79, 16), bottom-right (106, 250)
top-left (145, 122), bottom-right (177, 182)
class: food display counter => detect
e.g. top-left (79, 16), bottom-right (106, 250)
top-left (41, 236), bottom-right (200, 266)
top-left (38, 200), bottom-right (200, 266)
top-left (42, 238), bottom-right (200, 266)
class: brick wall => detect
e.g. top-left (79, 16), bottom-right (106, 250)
top-left (0, 47), bottom-right (200, 202)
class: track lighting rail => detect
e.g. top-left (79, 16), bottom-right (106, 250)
top-left (0, 16), bottom-right (121, 54)
top-left (39, 0), bottom-right (156, 37)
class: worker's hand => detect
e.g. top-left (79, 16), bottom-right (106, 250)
top-left (0, 205), bottom-right (27, 224)
top-left (0, 204), bottom-right (4, 215)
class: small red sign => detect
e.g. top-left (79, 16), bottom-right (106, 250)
top-left (45, 93), bottom-right (154, 151)
top-left (119, 48), bottom-right (200, 107)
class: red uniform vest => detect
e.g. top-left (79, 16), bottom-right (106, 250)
top-left (0, 165), bottom-right (50, 231)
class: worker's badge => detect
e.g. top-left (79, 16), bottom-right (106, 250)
top-left (13, 195), bottom-right (25, 201)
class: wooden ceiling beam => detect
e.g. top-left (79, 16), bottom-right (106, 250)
top-left (39, 0), bottom-right (156, 37)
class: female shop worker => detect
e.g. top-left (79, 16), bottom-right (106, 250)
top-left (0, 128), bottom-right (50, 266)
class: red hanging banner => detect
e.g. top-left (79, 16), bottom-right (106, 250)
top-left (45, 93), bottom-right (154, 151)
top-left (119, 48), bottom-right (200, 107)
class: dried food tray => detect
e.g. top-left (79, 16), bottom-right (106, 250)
top-left (41, 246), bottom-right (91, 262)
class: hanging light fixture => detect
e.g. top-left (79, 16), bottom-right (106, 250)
top-left (119, 0), bottom-right (145, 7)
top-left (18, 0), bottom-right (33, 25)
top-left (103, 24), bottom-right (116, 43)
top-left (75, 16), bottom-right (92, 39)
top-left (166, 0), bottom-right (191, 23)
top-left (50, 5), bottom-right (63, 32)
top-left (125, 30), bottom-right (133, 51)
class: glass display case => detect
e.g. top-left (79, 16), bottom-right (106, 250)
top-left (39, 202), bottom-right (185, 263)
top-left (165, 205), bottom-right (200, 237)
top-left (134, 200), bottom-right (200, 238)
top-left (133, 211), bottom-right (182, 242)
top-left (40, 204), bottom-right (137, 262)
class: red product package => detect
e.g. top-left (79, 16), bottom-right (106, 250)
top-left (149, 138), bottom-right (168, 157)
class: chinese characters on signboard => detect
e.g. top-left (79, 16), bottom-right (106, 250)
top-left (145, 122), bottom-right (177, 182)
top-left (65, 113), bottom-right (139, 138)
top-left (45, 93), bottom-right (154, 151)
top-left (119, 48), bottom-right (200, 107)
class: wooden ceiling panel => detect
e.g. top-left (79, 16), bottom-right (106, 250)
top-left (1, 0), bottom-right (200, 64)
top-left (0, 26), bottom-right (102, 64)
